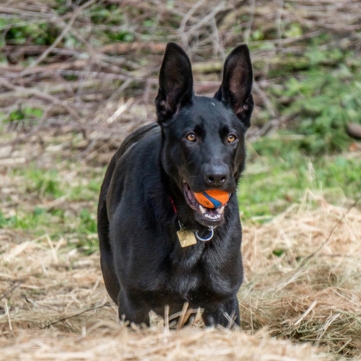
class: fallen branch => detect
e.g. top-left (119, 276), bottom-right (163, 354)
top-left (41, 303), bottom-right (112, 329)
top-left (0, 79), bottom-right (81, 120)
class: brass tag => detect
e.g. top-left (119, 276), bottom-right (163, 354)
top-left (177, 229), bottom-right (197, 248)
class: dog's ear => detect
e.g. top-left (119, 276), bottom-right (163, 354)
top-left (214, 45), bottom-right (254, 128)
top-left (155, 42), bottom-right (193, 123)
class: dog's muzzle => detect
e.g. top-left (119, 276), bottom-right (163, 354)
top-left (183, 182), bottom-right (229, 227)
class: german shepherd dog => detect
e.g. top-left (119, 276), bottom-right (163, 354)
top-left (97, 42), bottom-right (253, 327)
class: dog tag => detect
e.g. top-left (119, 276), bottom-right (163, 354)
top-left (177, 228), bottom-right (197, 248)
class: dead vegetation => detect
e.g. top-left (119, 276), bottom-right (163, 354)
top-left (1, 0), bottom-right (361, 360)
top-left (1, 196), bottom-right (361, 359)
top-left (1, 0), bottom-right (361, 155)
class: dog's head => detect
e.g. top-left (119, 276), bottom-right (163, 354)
top-left (156, 43), bottom-right (253, 227)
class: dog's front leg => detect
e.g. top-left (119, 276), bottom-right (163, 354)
top-left (202, 296), bottom-right (240, 328)
top-left (117, 289), bottom-right (151, 326)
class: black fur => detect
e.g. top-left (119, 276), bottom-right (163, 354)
top-left (97, 42), bottom-right (253, 326)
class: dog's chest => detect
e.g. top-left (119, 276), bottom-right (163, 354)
top-left (156, 246), bottom-right (232, 302)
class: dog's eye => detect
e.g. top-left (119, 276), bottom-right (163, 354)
top-left (186, 132), bottom-right (197, 142)
top-left (227, 134), bottom-right (237, 143)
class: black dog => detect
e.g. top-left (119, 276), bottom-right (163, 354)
top-left (97, 42), bottom-right (253, 327)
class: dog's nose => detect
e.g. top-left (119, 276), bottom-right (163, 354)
top-left (204, 166), bottom-right (228, 187)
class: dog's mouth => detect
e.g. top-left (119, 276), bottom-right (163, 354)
top-left (183, 182), bottom-right (228, 227)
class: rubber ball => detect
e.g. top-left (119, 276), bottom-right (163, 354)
top-left (194, 189), bottom-right (230, 208)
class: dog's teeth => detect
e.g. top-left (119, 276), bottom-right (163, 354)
top-left (199, 205), bottom-right (206, 215)
top-left (216, 206), bottom-right (225, 215)
top-left (205, 213), bottom-right (221, 220)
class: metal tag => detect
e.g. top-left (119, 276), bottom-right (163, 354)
top-left (177, 228), bottom-right (197, 248)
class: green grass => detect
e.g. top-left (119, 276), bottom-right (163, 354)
top-left (238, 135), bottom-right (361, 221)
top-left (1, 164), bottom-right (102, 254)
top-left (252, 38), bottom-right (361, 156)
top-left (2, 135), bottom-right (359, 254)
top-left (281, 64), bottom-right (361, 154)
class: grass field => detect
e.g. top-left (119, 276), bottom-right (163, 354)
top-left (1, 125), bottom-right (361, 360)
top-left (1, 0), bottom-right (361, 359)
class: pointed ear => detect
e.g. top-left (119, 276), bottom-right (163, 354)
top-left (214, 45), bottom-right (254, 128)
top-left (155, 42), bottom-right (194, 123)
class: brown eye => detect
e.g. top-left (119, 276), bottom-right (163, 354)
top-left (227, 134), bottom-right (237, 143)
top-left (186, 132), bottom-right (196, 142)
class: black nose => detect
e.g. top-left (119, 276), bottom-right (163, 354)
top-left (204, 166), bottom-right (228, 187)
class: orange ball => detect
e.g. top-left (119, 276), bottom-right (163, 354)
top-left (194, 189), bottom-right (230, 208)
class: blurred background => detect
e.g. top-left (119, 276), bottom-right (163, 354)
top-left (1, 2), bottom-right (361, 358)
top-left (0, 0), bottom-right (360, 243)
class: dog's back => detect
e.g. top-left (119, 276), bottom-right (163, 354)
top-left (97, 122), bottom-right (160, 302)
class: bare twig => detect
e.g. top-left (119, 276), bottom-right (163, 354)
top-left (28, 0), bottom-right (96, 69)
top-left (274, 196), bottom-right (361, 294)
top-left (300, 196), bottom-right (360, 266)
top-left (0, 79), bottom-right (81, 120)
top-left (41, 303), bottom-right (112, 329)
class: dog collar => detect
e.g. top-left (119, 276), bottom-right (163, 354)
top-left (169, 196), bottom-right (215, 246)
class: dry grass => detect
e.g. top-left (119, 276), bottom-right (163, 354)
top-left (1, 1), bottom-right (361, 359)
top-left (1, 196), bottom-right (361, 360)
top-left (0, 328), bottom-right (326, 361)
top-left (241, 195), bottom-right (361, 358)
